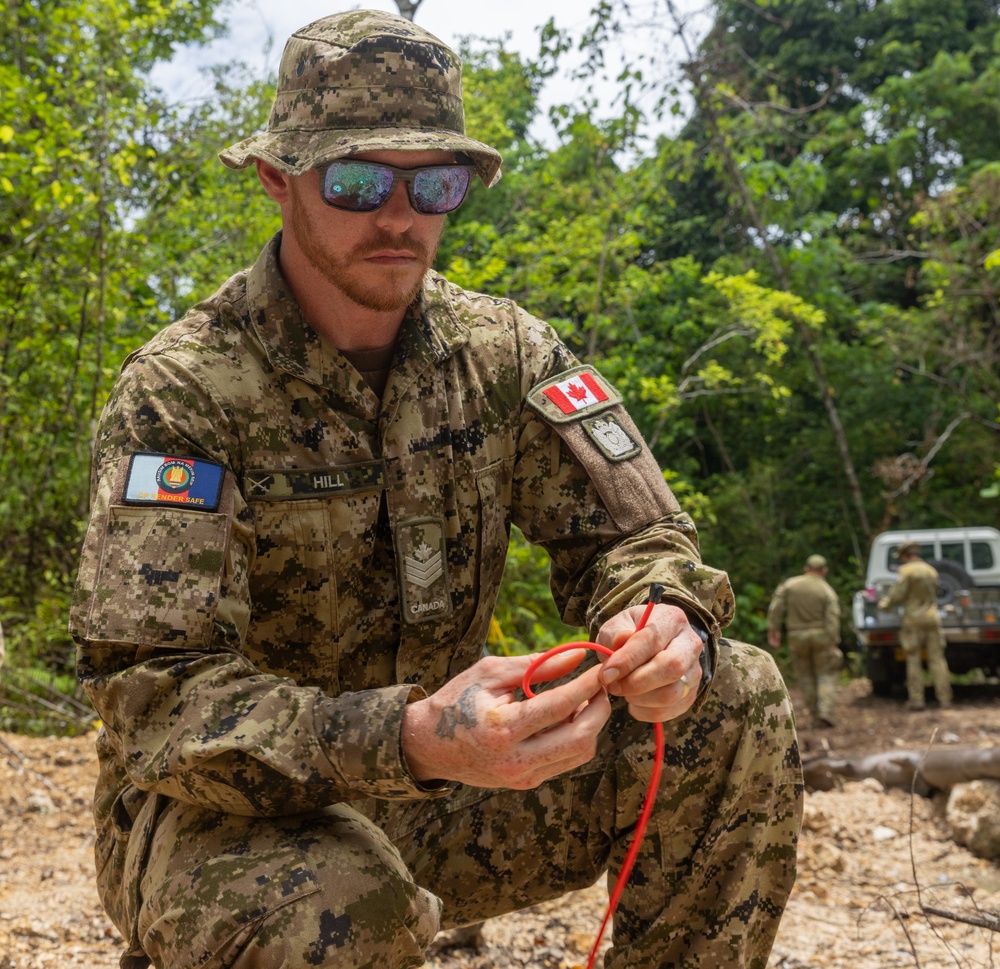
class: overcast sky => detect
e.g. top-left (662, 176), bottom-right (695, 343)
top-left (150, 0), bottom-right (711, 148)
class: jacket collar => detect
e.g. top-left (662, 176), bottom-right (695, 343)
top-left (245, 233), bottom-right (470, 397)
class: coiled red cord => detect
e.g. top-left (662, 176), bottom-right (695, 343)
top-left (521, 599), bottom-right (664, 969)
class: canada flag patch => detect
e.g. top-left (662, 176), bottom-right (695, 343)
top-left (542, 371), bottom-right (608, 414)
top-left (527, 366), bottom-right (621, 424)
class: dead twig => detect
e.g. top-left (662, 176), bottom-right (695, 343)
top-left (923, 906), bottom-right (1000, 933)
top-left (0, 733), bottom-right (25, 762)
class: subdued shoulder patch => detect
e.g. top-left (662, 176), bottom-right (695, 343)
top-left (525, 367), bottom-right (681, 532)
top-left (526, 366), bottom-right (622, 424)
top-left (579, 413), bottom-right (642, 462)
top-left (123, 453), bottom-right (225, 512)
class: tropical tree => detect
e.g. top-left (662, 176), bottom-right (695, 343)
top-left (0, 0), bottom-right (228, 665)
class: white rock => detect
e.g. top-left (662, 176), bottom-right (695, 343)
top-left (946, 779), bottom-right (1000, 860)
top-left (872, 825), bottom-right (898, 842)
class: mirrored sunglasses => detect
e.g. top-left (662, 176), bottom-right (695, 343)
top-left (319, 161), bottom-right (475, 215)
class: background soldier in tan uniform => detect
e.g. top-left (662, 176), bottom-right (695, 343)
top-left (70, 11), bottom-right (802, 969)
top-left (767, 554), bottom-right (842, 728)
top-left (879, 542), bottom-right (953, 710)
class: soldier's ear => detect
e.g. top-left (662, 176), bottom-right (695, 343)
top-left (256, 159), bottom-right (293, 204)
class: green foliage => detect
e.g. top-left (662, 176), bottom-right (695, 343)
top-left (0, 0), bottom-right (228, 640)
top-left (0, 660), bottom-right (96, 737)
top-left (488, 528), bottom-right (586, 656)
top-left (728, 581), bottom-right (771, 652)
top-left (134, 66), bottom-right (281, 318)
top-left (4, 0), bottom-right (1000, 732)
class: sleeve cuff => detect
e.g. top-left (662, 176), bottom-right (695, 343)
top-left (315, 684), bottom-right (455, 800)
top-left (680, 608), bottom-right (715, 696)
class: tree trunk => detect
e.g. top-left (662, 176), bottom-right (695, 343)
top-left (802, 746), bottom-right (1000, 795)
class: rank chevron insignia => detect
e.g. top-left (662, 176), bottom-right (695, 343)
top-left (405, 541), bottom-right (444, 589)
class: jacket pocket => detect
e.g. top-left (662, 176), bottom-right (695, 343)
top-left (97, 784), bottom-right (165, 963)
top-left (85, 505), bottom-right (227, 647)
top-left (245, 498), bottom-right (337, 686)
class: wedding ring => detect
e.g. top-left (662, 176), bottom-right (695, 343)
top-left (678, 673), bottom-right (692, 698)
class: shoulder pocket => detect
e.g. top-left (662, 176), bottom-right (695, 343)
top-left (84, 505), bottom-right (228, 648)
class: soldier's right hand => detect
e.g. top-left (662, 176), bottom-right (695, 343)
top-left (400, 651), bottom-right (611, 790)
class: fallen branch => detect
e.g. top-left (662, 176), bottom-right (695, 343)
top-left (922, 905), bottom-right (1000, 933)
top-left (803, 746), bottom-right (1000, 795)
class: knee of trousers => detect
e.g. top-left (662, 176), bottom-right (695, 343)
top-left (690, 639), bottom-right (800, 779)
top-left (608, 639), bottom-right (802, 826)
top-left (598, 641), bottom-right (802, 963)
top-left (136, 800), bottom-right (441, 969)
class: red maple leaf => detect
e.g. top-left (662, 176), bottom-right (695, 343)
top-left (567, 381), bottom-right (589, 403)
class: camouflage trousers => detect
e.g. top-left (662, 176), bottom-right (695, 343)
top-left (900, 622), bottom-right (952, 708)
top-left (786, 632), bottom-right (843, 724)
top-left (130, 641), bottom-right (802, 969)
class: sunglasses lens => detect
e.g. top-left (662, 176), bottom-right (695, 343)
top-left (412, 167), bottom-right (472, 214)
top-left (323, 162), bottom-right (394, 211)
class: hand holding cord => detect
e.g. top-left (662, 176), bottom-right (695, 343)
top-left (520, 584), bottom-right (668, 969)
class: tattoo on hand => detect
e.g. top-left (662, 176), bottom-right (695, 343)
top-left (436, 684), bottom-right (481, 739)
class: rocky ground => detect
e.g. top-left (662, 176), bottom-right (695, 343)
top-left (1, 677), bottom-right (999, 968)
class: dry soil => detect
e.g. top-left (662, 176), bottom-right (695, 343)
top-left (2, 677), bottom-right (999, 968)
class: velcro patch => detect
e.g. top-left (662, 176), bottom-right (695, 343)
top-left (524, 370), bottom-right (681, 531)
top-left (123, 453), bottom-right (225, 512)
top-left (244, 461), bottom-right (385, 501)
top-left (395, 518), bottom-right (452, 625)
top-left (580, 413), bottom-right (641, 461)
top-left (526, 366), bottom-right (621, 424)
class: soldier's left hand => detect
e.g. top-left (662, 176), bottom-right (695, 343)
top-left (595, 603), bottom-right (703, 723)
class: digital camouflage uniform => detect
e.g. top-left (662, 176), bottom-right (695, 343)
top-left (767, 572), bottom-right (841, 724)
top-left (881, 559), bottom-right (952, 709)
top-left (70, 11), bottom-right (802, 969)
top-left (70, 235), bottom-right (802, 969)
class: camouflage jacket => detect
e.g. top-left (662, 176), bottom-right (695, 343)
top-left (882, 560), bottom-right (941, 628)
top-left (70, 233), bottom-right (734, 832)
top-left (767, 573), bottom-right (840, 642)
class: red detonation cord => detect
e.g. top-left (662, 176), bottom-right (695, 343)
top-left (521, 599), bottom-right (664, 969)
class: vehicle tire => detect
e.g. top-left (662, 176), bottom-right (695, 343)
top-left (928, 559), bottom-right (974, 605)
top-left (869, 676), bottom-right (893, 698)
top-left (866, 649), bottom-right (895, 697)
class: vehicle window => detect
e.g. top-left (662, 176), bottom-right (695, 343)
top-left (885, 542), bottom-right (936, 572)
top-left (940, 542), bottom-right (966, 566)
top-left (886, 544), bottom-right (936, 571)
top-left (971, 542), bottom-right (995, 571)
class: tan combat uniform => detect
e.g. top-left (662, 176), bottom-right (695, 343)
top-left (767, 573), bottom-right (842, 724)
top-left (882, 560), bottom-right (952, 709)
top-left (71, 234), bottom-right (802, 969)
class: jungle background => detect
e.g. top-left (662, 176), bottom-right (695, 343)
top-left (2, 0), bottom-right (999, 734)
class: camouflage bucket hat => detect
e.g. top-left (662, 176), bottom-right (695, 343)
top-left (220, 10), bottom-right (502, 187)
